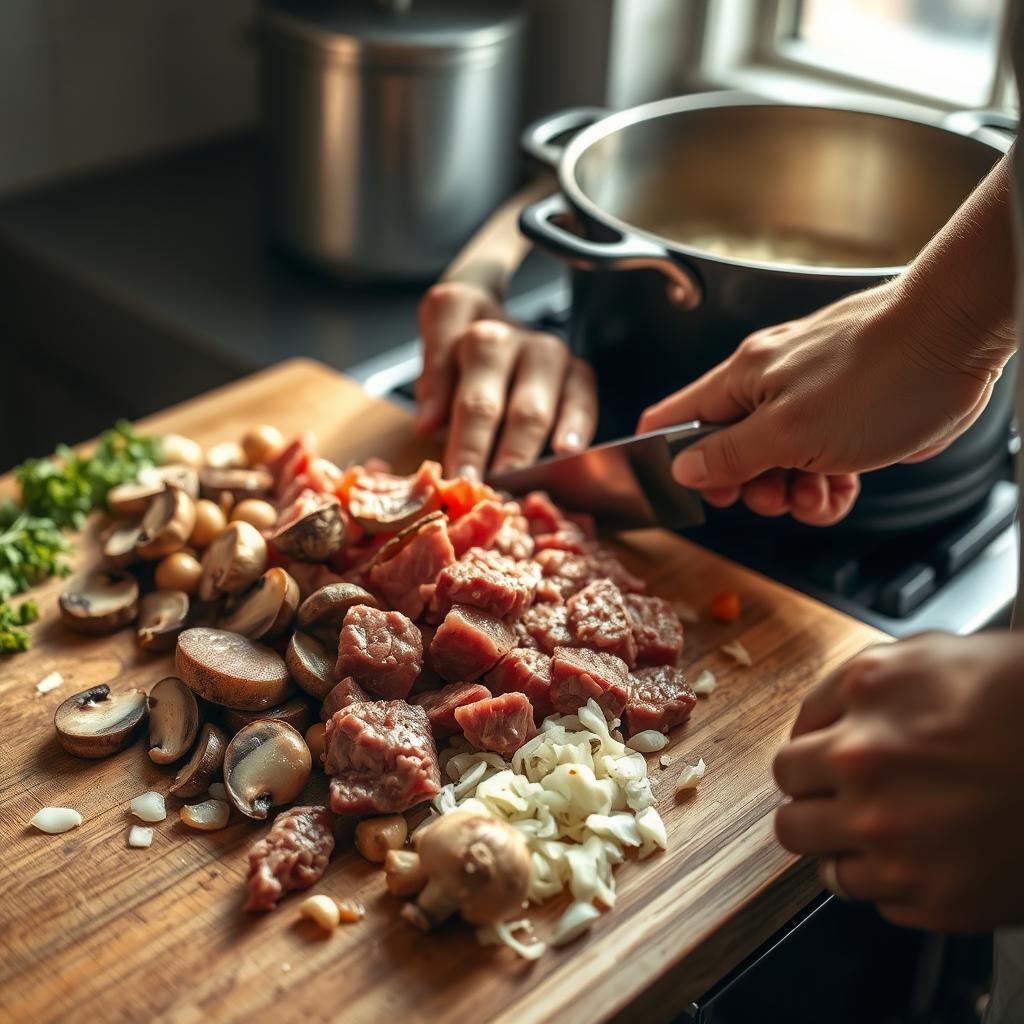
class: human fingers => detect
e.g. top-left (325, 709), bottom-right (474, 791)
top-left (790, 644), bottom-right (890, 738)
top-left (741, 470), bottom-right (791, 517)
top-left (443, 320), bottom-right (523, 478)
top-left (416, 283), bottom-right (500, 434)
top-left (490, 332), bottom-right (571, 473)
top-left (637, 358), bottom-right (750, 434)
top-left (774, 797), bottom-right (854, 856)
top-left (773, 730), bottom-right (841, 798)
top-left (828, 855), bottom-right (919, 905)
top-left (551, 357), bottom-right (599, 455)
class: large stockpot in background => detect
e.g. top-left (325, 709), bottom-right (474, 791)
top-left (258, 0), bottom-right (523, 282)
top-left (520, 93), bottom-right (1014, 534)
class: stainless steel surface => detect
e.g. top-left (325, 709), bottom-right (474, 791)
top-left (258, 0), bottom-right (523, 281)
top-left (487, 422), bottom-right (719, 530)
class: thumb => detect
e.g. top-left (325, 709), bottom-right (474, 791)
top-left (672, 411), bottom-right (784, 490)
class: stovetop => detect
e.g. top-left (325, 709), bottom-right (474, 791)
top-left (348, 277), bottom-right (1020, 637)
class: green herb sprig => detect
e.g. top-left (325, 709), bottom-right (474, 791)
top-left (0, 598), bottom-right (40, 653)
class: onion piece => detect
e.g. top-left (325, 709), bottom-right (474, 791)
top-left (31, 807), bottom-right (82, 834)
top-left (128, 825), bottom-right (154, 848)
top-left (674, 757), bottom-right (707, 793)
top-left (35, 672), bottom-right (63, 695)
top-left (626, 730), bottom-right (669, 753)
top-left (692, 669), bottom-right (717, 695)
top-left (551, 901), bottom-right (601, 947)
top-left (721, 640), bottom-right (753, 666)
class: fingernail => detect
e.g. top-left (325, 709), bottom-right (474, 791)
top-left (457, 464), bottom-right (480, 482)
top-left (673, 448), bottom-right (708, 487)
top-left (562, 430), bottom-right (583, 452)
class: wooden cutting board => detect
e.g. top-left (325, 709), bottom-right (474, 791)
top-left (0, 359), bottom-right (885, 1024)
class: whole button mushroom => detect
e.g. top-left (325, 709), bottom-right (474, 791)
top-left (146, 676), bottom-right (200, 764)
top-left (59, 571), bottom-right (139, 635)
top-left (401, 809), bottom-right (532, 930)
top-left (175, 627), bottom-right (292, 710)
top-left (54, 684), bottom-right (148, 758)
top-left (223, 720), bottom-right (312, 819)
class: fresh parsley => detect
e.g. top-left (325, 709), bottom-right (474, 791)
top-left (0, 598), bottom-right (40, 653)
top-left (0, 501), bottom-right (72, 601)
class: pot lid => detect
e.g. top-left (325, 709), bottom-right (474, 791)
top-left (261, 0), bottom-right (523, 59)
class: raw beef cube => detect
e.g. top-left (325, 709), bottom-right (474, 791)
top-left (517, 602), bottom-right (574, 655)
top-left (522, 491), bottom-right (563, 535)
top-left (625, 665), bottom-right (696, 736)
top-left (549, 647), bottom-right (632, 719)
top-left (430, 605), bottom-right (516, 682)
top-left (591, 548), bottom-right (646, 594)
top-left (325, 700), bottom-right (440, 814)
top-left (448, 500), bottom-right (510, 558)
top-left (320, 676), bottom-right (371, 722)
top-left (428, 548), bottom-right (540, 621)
top-left (367, 519), bottom-right (456, 619)
top-left (533, 525), bottom-right (589, 555)
top-left (533, 548), bottom-right (595, 602)
top-left (454, 692), bottom-right (536, 756)
top-left (568, 578), bottom-right (637, 666)
top-left (485, 648), bottom-right (555, 720)
top-left (414, 682), bottom-right (491, 738)
top-left (625, 593), bottom-right (684, 666)
top-left (243, 805), bottom-right (334, 912)
top-left (336, 604), bottom-right (422, 699)
top-left (491, 505), bottom-right (535, 559)
top-left (564, 511), bottom-right (598, 539)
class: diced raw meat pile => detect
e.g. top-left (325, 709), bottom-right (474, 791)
top-left (336, 604), bottom-right (422, 699)
top-left (325, 701), bottom-right (441, 814)
top-left (259, 438), bottom-right (697, 824)
top-left (243, 805), bottom-right (335, 912)
top-left (454, 692), bottom-right (535, 756)
top-left (624, 666), bottom-right (697, 736)
top-left (414, 682), bottom-right (491, 738)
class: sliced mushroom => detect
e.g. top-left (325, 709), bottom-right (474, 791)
top-left (169, 722), bottom-right (228, 797)
top-left (137, 590), bottom-right (190, 652)
top-left (147, 676), bottom-right (200, 763)
top-left (135, 486), bottom-right (197, 560)
top-left (102, 520), bottom-right (144, 568)
top-left (159, 433), bottom-right (204, 469)
top-left (54, 684), bottom-right (148, 758)
top-left (349, 478), bottom-right (434, 534)
top-left (221, 695), bottom-right (312, 736)
top-left (285, 632), bottom-right (336, 700)
top-left (205, 440), bottom-right (248, 469)
top-left (271, 496), bottom-right (347, 562)
top-left (108, 480), bottom-right (165, 518)
top-left (198, 521), bottom-right (268, 601)
top-left (218, 568), bottom-right (299, 640)
top-left (370, 510), bottom-right (446, 568)
top-left (59, 571), bottom-right (139, 634)
top-left (223, 720), bottom-right (312, 819)
top-left (241, 425), bottom-right (284, 467)
top-left (199, 467), bottom-right (272, 505)
top-left (296, 583), bottom-right (380, 643)
top-left (138, 464), bottom-right (200, 500)
top-left (175, 627), bottom-right (292, 709)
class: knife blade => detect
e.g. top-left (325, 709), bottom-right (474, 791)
top-left (486, 421), bottom-right (722, 530)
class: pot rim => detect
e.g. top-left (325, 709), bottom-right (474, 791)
top-left (555, 90), bottom-right (1008, 279)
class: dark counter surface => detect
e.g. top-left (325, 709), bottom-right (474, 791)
top-left (0, 136), bottom-right (559, 468)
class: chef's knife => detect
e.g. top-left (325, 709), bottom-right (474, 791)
top-left (486, 421), bottom-right (722, 530)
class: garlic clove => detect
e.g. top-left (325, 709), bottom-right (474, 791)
top-left (31, 807), bottom-right (83, 834)
top-left (130, 791), bottom-right (167, 822)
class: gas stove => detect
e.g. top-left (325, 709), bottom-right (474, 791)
top-left (348, 276), bottom-right (1019, 638)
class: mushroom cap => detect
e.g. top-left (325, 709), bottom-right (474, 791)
top-left (102, 520), bottom-right (144, 568)
top-left (107, 480), bottom-right (165, 518)
top-left (285, 631), bottom-right (336, 700)
top-left (271, 496), bottom-right (347, 563)
top-left (54, 684), bottom-right (148, 759)
top-left (349, 478), bottom-right (436, 534)
top-left (135, 486), bottom-right (197, 560)
top-left (217, 568), bottom-right (299, 640)
top-left (175, 627), bottom-right (292, 710)
top-left (205, 441), bottom-right (249, 470)
top-left (296, 583), bottom-right (380, 643)
top-left (221, 695), bottom-right (313, 737)
top-left (223, 719), bottom-right (312, 819)
top-left (198, 467), bottom-right (272, 505)
top-left (198, 521), bottom-right (268, 602)
top-left (159, 433), bottom-right (204, 469)
top-left (138, 464), bottom-right (200, 500)
top-left (169, 721), bottom-right (228, 798)
top-left (59, 571), bottom-right (139, 635)
top-left (147, 676), bottom-right (200, 764)
top-left (137, 590), bottom-right (190, 652)
top-left (414, 810), bottom-right (532, 926)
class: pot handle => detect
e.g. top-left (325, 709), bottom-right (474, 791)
top-left (519, 192), bottom-right (702, 311)
top-left (942, 109), bottom-right (1016, 153)
top-left (521, 107), bottom-right (610, 169)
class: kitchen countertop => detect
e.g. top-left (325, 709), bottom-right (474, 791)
top-left (0, 136), bottom-right (561, 466)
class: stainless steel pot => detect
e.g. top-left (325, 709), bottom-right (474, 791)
top-left (520, 93), bottom-right (1014, 534)
top-left (258, 0), bottom-right (523, 282)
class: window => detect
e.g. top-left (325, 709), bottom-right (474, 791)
top-left (694, 0), bottom-right (1014, 113)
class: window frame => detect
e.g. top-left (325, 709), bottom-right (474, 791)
top-left (688, 0), bottom-right (1016, 115)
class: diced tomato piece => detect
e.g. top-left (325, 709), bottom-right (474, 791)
top-left (709, 589), bottom-right (741, 622)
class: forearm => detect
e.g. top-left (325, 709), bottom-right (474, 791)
top-left (891, 149), bottom-right (1016, 373)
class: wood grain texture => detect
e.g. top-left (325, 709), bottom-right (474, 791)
top-left (0, 359), bottom-right (885, 1024)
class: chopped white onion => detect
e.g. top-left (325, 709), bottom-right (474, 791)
top-left (635, 806), bottom-right (668, 858)
top-left (31, 807), bottom-right (82, 834)
top-left (35, 671), bottom-right (63, 695)
top-left (674, 757), bottom-right (707, 793)
top-left (130, 792), bottom-right (166, 822)
top-left (721, 640), bottom-right (753, 666)
top-left (128, 825), bottom-right (154, 848)
top-left (692, 669), bottom-right (717, 696)
top-left (626, 730), bottom-right (669, 753)
top-left (551, 901), bottom-right (601, 947)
